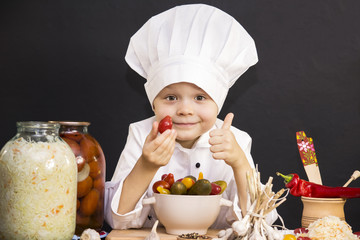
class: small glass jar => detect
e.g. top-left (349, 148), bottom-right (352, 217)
top-left (57, 122), bottom-right (105, 235)
top-left (0, 122), bottom-right (77, 240)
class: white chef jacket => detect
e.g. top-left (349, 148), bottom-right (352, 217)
top-left (104, 116), bottom-right (278, 229)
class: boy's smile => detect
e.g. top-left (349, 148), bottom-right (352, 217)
top-left (173, 120), bottom-right (199, 127)
top-left (153, 82), bottom-right (218, 148)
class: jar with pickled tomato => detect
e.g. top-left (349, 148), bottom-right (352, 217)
top-left (57, 122), bottom-right (106, 235)
top-left (0, 122), bottom-right (77, 240)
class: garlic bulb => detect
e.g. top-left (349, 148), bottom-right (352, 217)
top-left (144, 220), bottom-right (160, 240)
top-left (80, 228), bottom-right (101, 240)
top-left (213, 167), bottom-right (288, 240)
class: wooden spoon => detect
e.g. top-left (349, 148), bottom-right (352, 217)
top-left (343, 170), bottom-right (360, 187)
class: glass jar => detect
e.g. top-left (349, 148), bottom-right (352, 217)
top-left (57, 122), bottom-right (105, 235)
top-left (0, 122), bottom-right (77, 240)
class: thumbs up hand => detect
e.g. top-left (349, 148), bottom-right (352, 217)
top-left (209, 113), bottom-right (247, 169)
top-left (221, 112), bottom-right (234, 130)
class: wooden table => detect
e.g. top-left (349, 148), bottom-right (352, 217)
top-left (106, 228), bottom-right (219, 240)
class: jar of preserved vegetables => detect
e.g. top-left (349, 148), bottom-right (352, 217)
top-left (0, 122), bottom-right (77, 240)
top-left (57, 122), bottom-right (105, 235)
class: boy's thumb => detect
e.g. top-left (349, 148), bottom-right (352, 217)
top-left (149, 121), bottom-right (159, 139)
top-left (221, 113), bottom-right (234, 130)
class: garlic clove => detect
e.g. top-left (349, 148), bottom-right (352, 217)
top-left (80, 228), bottom-right (100, 240)
top-left (144, 220), bottom-right (160, 240)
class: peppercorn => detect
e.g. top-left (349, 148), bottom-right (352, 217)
top-left (178, 232), bottom-right (211, 239)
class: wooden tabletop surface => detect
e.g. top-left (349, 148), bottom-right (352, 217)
top-left (105, 227), bottom-right (219, 240)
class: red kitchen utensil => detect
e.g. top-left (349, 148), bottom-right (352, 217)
top-left (296, 131), bottom-right (322, 185)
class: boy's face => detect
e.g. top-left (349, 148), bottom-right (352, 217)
top-left (153, 82), bottom-right (218, 148)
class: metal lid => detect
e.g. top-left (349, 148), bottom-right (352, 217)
top-left (49, 121), bottom-right (90, 126)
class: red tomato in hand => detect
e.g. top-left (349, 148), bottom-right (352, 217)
top-left (158, 116), bottom-right (172, 133)
top-left (152, 180), bottom-right (170, 193)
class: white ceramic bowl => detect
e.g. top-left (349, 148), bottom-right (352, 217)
top-left (143, 193), bottom-right (232, 235)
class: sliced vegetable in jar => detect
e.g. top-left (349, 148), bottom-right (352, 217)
top-left (0, 137), bottom-right (77, 239)
top-left (77, 163), bottom-right (90, 182)
top-left (76, 156), bottom-right (86, 172)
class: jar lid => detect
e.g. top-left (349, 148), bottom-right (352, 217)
top-left (17, 121), bottom-right (60, 129)
top-left (49, 121), bottom-right (91, 126)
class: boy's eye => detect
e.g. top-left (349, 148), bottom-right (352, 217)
top-left (166, 95), bottom-right (177, 101)
top-left (195, 95), bottom-right (205, 101)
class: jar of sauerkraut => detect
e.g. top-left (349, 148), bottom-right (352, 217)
top-left (0, 122), bottom-right (77, 240)
top-left (57, 122), bottom-right (105, 236)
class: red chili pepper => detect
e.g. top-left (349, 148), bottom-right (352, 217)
top-left (277, 172), bottom-right (360, 199)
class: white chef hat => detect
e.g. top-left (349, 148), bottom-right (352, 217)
top-left (125, 4), bottom-right (258, 112)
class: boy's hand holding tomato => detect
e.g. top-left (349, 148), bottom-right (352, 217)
top-left (141, 116), bottom-right (176, 169)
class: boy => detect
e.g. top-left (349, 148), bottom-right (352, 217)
top-left (105, 4), bottom-right (278, 229)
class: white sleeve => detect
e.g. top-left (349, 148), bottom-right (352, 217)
top-left (104, 123), bottom-right (151, 229)
top-left (226, 126), bottom-right (278, 225)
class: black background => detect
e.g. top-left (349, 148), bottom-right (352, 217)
top-left (1, 0), bottom-right (359, 232)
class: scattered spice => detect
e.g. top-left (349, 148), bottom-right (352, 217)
top-left (178, 232), bottom-right (211, 239)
